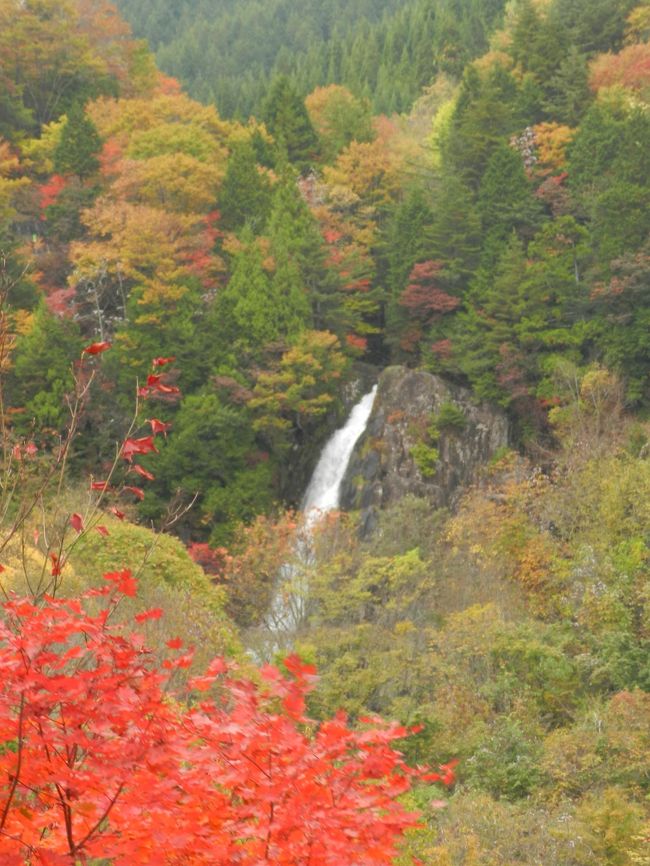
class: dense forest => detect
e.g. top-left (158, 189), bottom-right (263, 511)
top-left (115, 0), bottom-right (507, 116)
top-left (0, 0), bottom-right (649, 862)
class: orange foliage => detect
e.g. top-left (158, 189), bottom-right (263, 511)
top-left (590, 43), bottom-right (650, 94)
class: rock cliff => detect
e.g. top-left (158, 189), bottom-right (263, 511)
top-left (339, 366), bottom-right (509, 534)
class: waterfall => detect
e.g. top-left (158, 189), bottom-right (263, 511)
top-left (260, 385), bottom-right (378, 650)
top-left (302, 385), bottom-right (378, 520)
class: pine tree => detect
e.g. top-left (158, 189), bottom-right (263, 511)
top-left (266, 169), bottom-right (338, 330)
top-left (211, 233), bottom-right (280, 363)
top-left (53, 103), bottom-right (102, 179)
top-left (8, 300), bottom-right (82, 433)
top-left (262, 75), bottom-right (320, 170)
top-left (428, 173), bottom-right (481, 293)
top-left (477, 141), bottom-right (542, 271)
top-left (219, 140), bottom-right (273, 231)
top-left (543, 47), bottom-right (592, 126)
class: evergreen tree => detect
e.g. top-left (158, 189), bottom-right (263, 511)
top-left (211, 233), bottom-right (280, 363)
top-left (148, 390), bottom-right (275, 545)
top-left (428, 173), bottom-right (481, 294)
top-left (265, 170), bottom-right (339, 331)
top-left (477, 141), bottom-right (542, 272)
top-left (8, 301), bottom-right (82, 434)
top-left (261, 75), bottom-right (320, 170)
top-left (442, 63), bottom-right (523, 189)
top-left (383, 188), bottom-right (435, 359)
top-left (53, 103), bottom-right (102, 179)
top-left (542, 47), bottom-right (592, 126)
top-left (269, 240), bottom-right (312, 339)
top-left (219, 140), bottom-right (273, 232)
top-left (549, 0), bottom-right (636, 55)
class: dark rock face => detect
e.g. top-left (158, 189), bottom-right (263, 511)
top-left (340, 366), bottom-right (509, 530)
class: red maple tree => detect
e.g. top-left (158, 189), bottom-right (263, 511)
top-left (0, 580), bottom-right (451, 864)
top-left (398, 261), bottom-right (460, 321)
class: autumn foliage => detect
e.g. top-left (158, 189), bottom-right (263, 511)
top-left (398, 261), bottom-right (460, 320)
top-left (0, 580), bottom-right (436, 864)
top-left (590, 43), bottom-right (650, 94)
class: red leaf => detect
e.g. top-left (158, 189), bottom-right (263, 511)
top-left (148, 418), bottom-right (172, 436)
top-left (131, 464), bottom-right (155, 481)
top-left (155, 382), bottom-right (181, 394)
top-left (103, 569), bottom-right (138, 596)
top-left (82, 341), bottom-right (112, 356)
top-left (146, 374), bottom-right (180, 395)
top-left (135, 608), bottom-right (163, 622)
top-left (122, 436), bottom-right (158, 462)
top-left (123, 486), bottom-right (145, 501)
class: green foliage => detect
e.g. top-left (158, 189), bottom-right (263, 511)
top-left (410, 442), bottom-right (440, 478)
top-left (262, 76), bottom-right (319, 169)
top-left (53, 104), bottom-right (102, 179)
top-left (145, 391), bottom-right (275, 545)
top-left (116, 0), bottom-right (507, 118)
top-left (8, 302), bottom-right (82, 434)
top-left (466, 718), bottom-right (542, 800)
top-left (432, 402), bottom-right (467, 434)
top-left (218, 140), bottom-right (273, 232)
top-left (251, 330), bottom-right (349, 453)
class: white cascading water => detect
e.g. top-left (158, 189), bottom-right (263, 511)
top-left (263, 385), bottom-right (378, 646)
top-left (302, 384), bottom-right (378, 521)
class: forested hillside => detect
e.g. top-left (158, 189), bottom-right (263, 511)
top-left (116, 0), bottom-right (507, 115)
top-left (0, 0), bottom-right (649, 861)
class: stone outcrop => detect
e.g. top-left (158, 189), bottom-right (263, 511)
top-left (339, 366), bottom-right (509, 534)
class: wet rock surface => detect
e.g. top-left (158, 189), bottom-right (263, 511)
top-left (339, 366), bottom-right (509, 532)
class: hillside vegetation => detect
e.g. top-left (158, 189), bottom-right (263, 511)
top-left (0, 0), bottom-right (649, 861)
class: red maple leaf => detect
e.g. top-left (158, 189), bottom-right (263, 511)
top-left (122, 436), bottom-right (158, 462)
top-left (82, 341), bottom-right (112, 356)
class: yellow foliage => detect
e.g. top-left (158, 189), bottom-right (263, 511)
top-left (533, 122), bottom-right (576, 172)
top-left (111, 152), bottom-right (224, 213)
top-left (626, 3), bottom-right (650, 43)
top-left (88, 91), bottom-right (233, 146)
top-left (19, 118), bottom-right (66, 175)
top-left (323, 138), bottom-right (401, 209)
top-left (0, 139), bottom-right (28, 228)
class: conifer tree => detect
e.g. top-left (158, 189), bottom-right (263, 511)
top-left (8, 300), bottom-right (82, 433)
top-left (219, 140), bottom-right (273, 231)
top-left (428, 173), bottom-right (481, 293)
top-left (543, 47), bottom-right (592, 126)
top-left (477, 141), bottom-right (542, 271)
top-left (262, 75), bottom-right (320, 170)
top-left (52, 103), bottom-right (102, 179)
top-left (266, 168), bottom-right (339, 331)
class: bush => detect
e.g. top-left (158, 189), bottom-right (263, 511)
top-left (411, 442), bottom-right (440, 477)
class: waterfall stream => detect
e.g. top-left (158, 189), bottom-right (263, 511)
top-left (302, 385), bottom-right (378, 520)
top-left (261, 385), bottom-right (378, 650)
